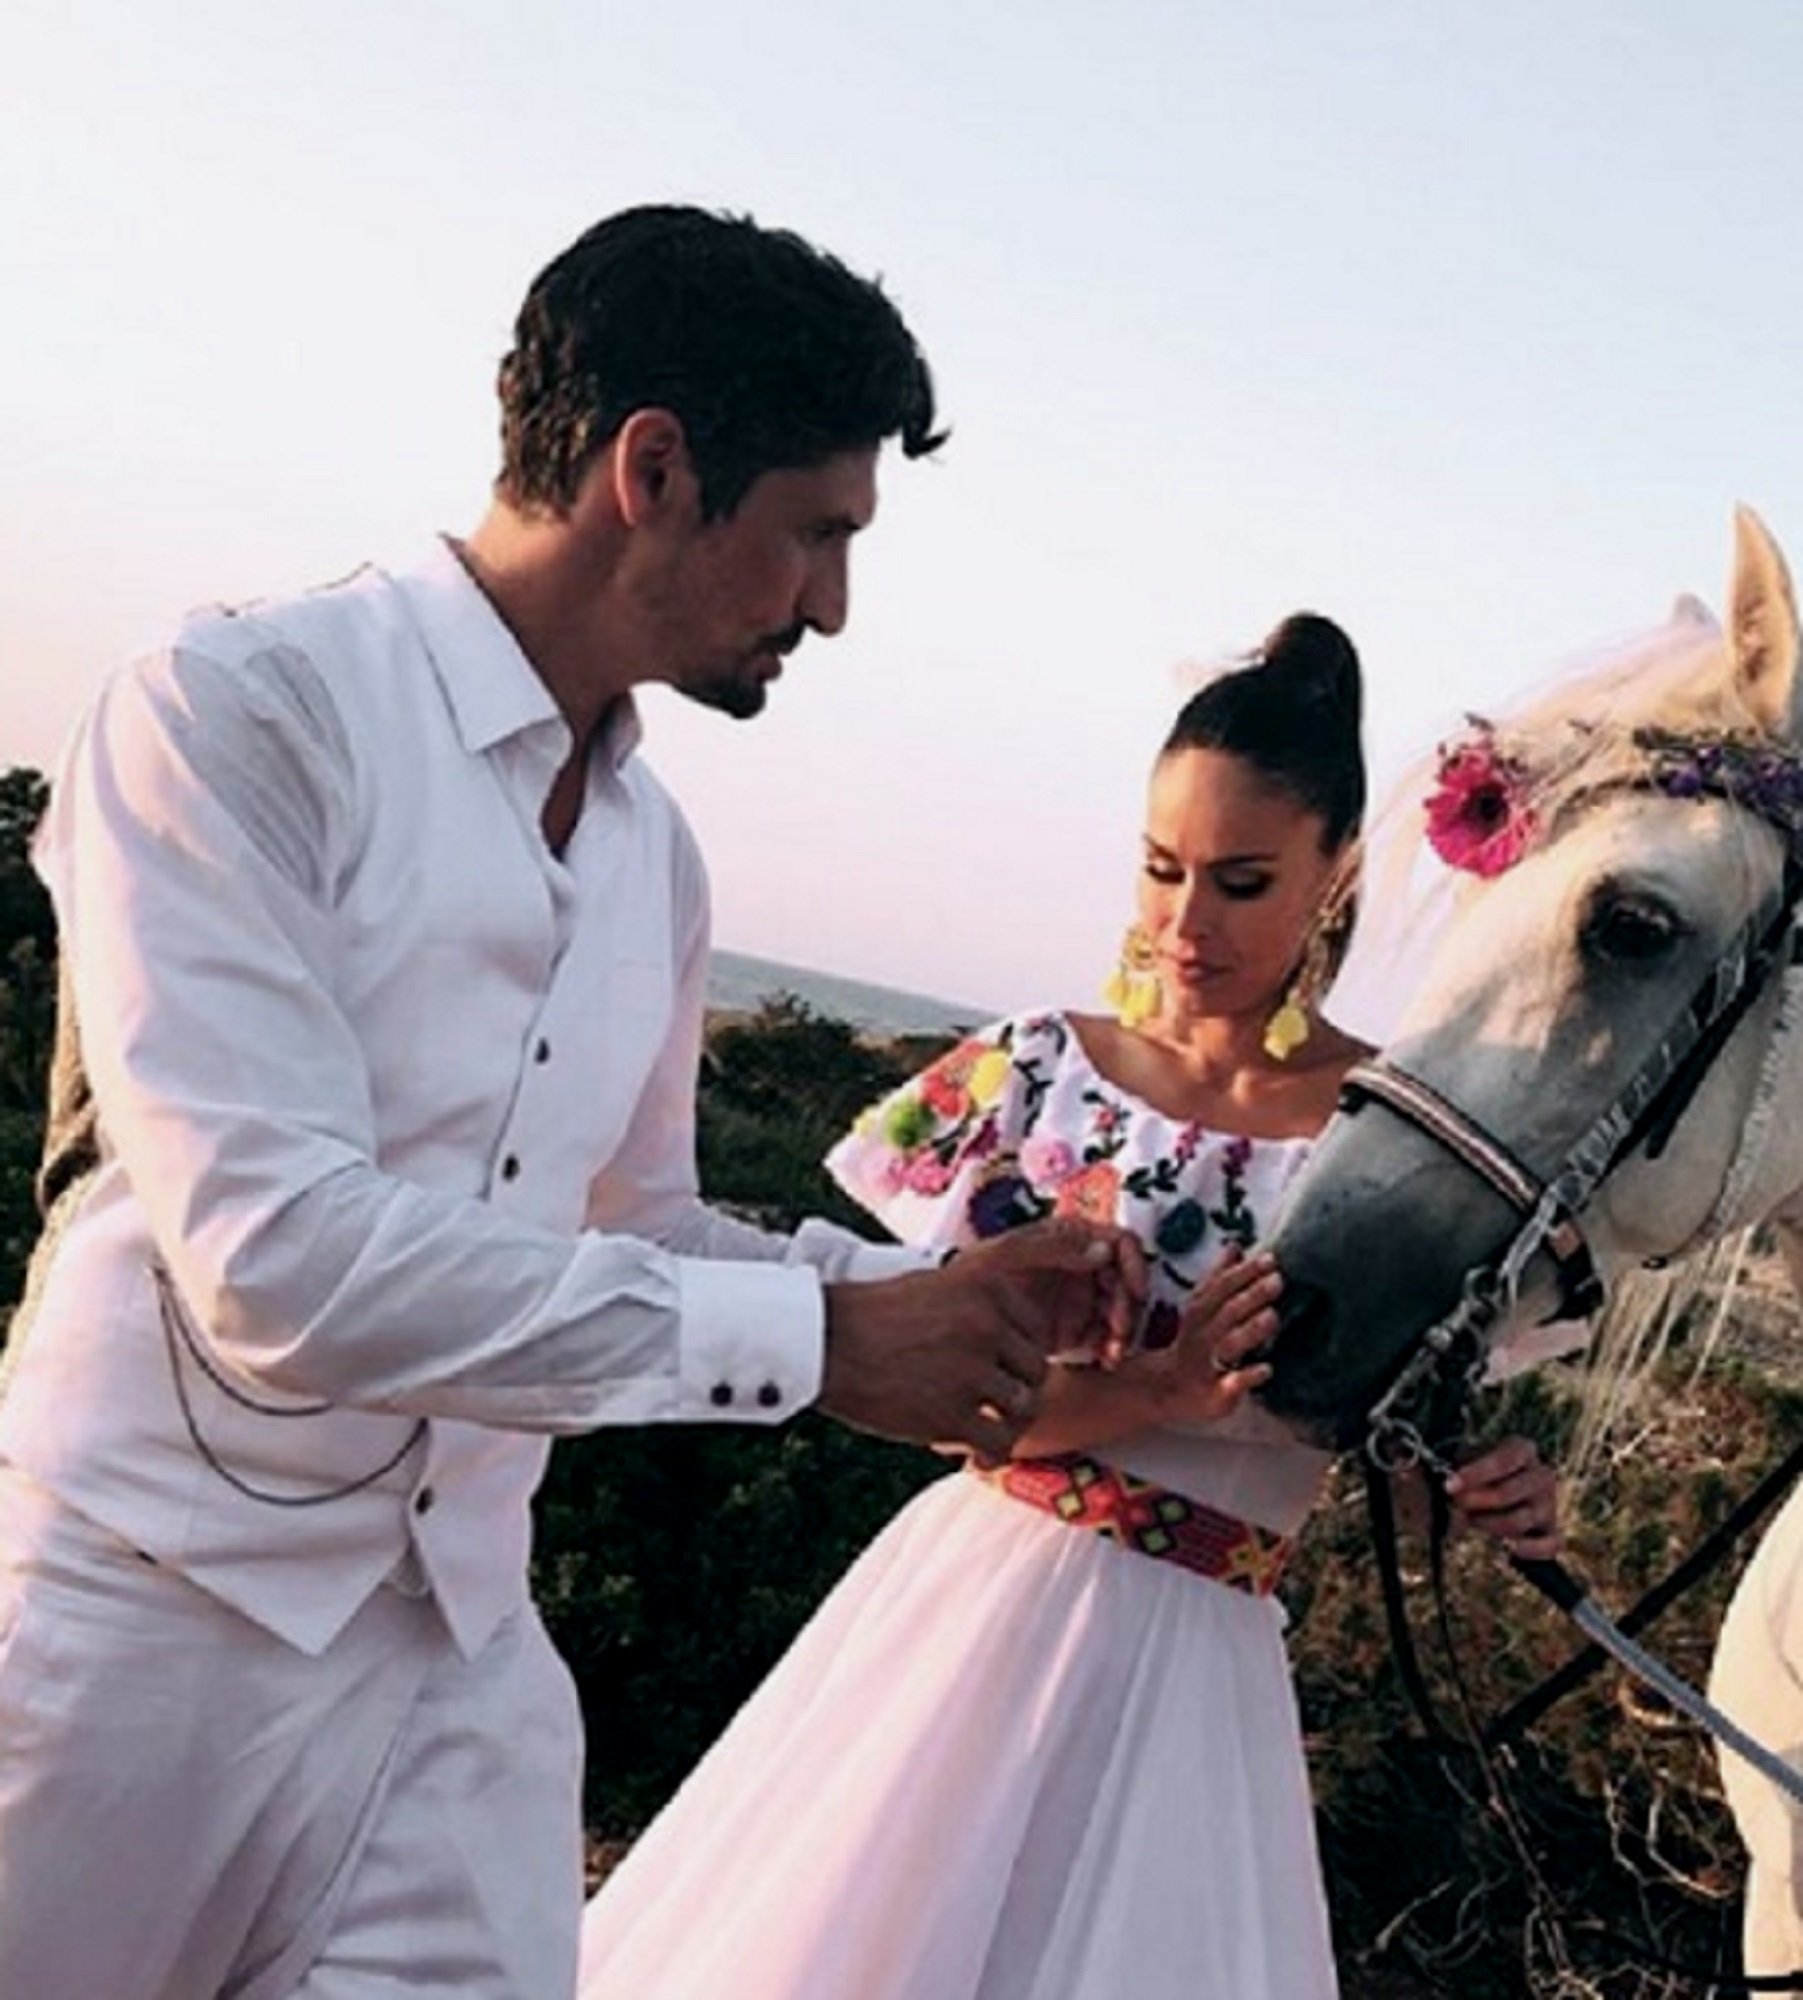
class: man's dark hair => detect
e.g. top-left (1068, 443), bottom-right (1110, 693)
top-left (496, 204), bottom-right (945, 519)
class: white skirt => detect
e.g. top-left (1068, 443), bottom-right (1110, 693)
top-left (578, 1469), bottom-right (1338, 1999)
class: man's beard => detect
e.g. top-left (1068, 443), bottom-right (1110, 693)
top-left (682, 671), bottom-right (768, 721)
top-left (680, 627), bottom-right (804, 721)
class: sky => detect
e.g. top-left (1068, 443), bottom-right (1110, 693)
top-left (4, 1), bottom-right (1802, 1012)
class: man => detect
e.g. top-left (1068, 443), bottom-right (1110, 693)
top-left (0, 207), bottom-right (1132, 1998)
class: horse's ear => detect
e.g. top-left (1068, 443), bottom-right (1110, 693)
top-left (1670, 592), bottom-right (1719, 631)
top-left (1729, 506), bottom-right (1803, 742)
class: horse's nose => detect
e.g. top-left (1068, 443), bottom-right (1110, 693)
top-left (1271, 1274), bottom-right (1335, 1372)
top-left (1252, 1276), bottom-right (1345, 1445)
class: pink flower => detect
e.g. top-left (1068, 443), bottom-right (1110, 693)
top-left (1423, 726), bottom-right (1537, 877)
top-left (904, 1153), bottom-right (954, 1197)
top-left (1018, 1133), bottom-right (1079, 1190)
top-left (861, 1146), bottom-right (907, 1199)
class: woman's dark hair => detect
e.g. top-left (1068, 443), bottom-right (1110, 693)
top-left (1161, 612), bottom-right (1365, 850)
top-left (496, 204), bottom-right (945, 520)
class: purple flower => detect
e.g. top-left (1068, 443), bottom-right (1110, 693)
top-left (967, 1174), bottom-right (1036, 1240)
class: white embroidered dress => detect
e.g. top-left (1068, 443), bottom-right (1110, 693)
top-left (577, 1012), bottom-right (1340, 1999)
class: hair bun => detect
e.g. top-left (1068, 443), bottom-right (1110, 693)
top-left (1259, 612), bottom-right (1362, 728)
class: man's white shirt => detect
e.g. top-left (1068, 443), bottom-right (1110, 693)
top-left (0, 539), bottom-right (920, 1656)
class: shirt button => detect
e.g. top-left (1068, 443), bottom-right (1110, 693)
top-left (756, 1382), bottom-right (781, 1409)
top-left (500, 1155), bottom-right (521, 1182)
top-left (413, 1486), bottom-right (436, 1516)
top-left (709, 1382), bottom-right (734, 1408)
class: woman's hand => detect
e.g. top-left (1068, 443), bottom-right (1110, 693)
top-left (1443, 1436), bottom-right (1561, 1561)
top-left (1143, 1246), bottom-right (1282, 1424)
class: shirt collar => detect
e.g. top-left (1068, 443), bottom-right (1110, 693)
top-left (392, 537), bottom-right (643, 769)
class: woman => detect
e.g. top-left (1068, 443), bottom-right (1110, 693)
top-left (577, 613), bottom-right (1556, 1999)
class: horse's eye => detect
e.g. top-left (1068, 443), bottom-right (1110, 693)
top-left (1581, 891), bottom-right (1683, 965)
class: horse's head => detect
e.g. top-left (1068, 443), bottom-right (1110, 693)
top-left (1259, 510), bottom-right (1803, 1452)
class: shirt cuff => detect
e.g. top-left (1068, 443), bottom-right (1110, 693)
top-left (829, 1240), bottom-right (941, 1283)
top-left (675, 1258), bottom-right (825, 1422)
top-left (787, 1217), bottom-right (939, 1283)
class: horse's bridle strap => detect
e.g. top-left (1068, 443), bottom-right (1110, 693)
top-left (1339, 1061), bottom-right (1542, 1213)
top-left (1339, 1058), bottom-right (1603, 1320)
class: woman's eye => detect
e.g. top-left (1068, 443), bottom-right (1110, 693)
top-left (1580, 892), bottom-right (1683, 965)
top-left (1216, 874), bottom-right (1273, 901)
top-left (1142, 862), bottom-right (1185, 886)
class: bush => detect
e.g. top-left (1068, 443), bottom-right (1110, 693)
top-left (0, 771), bottom-right (51, 1323)
top-left (1291, 1363), bottom-right (1801, 1997)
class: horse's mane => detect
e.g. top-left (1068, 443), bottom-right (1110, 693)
top-left (1332, 604), bottom-right (1769, 1478)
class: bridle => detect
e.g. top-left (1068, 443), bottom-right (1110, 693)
top-left (1340, 769), bottom-right (1803, 1475)
top-left (1331, 742), bottom-right (1803, 1989)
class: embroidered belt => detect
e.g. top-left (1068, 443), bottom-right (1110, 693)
top-left (977, 1452), bottom-right (1293, 1598)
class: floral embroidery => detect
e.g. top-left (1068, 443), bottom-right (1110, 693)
top-left (1123, 1154), bottom-right (1184, 1200)
top-left (1423, 720), bottom-right (1537, 877)
top-left (1080, 1089), bottom-right (1131, 1162)
top-left (968, 1169), bottom-right (1049, 1240)
top-left (883, 1096), bottom-right (938, 1152)
top-left (968, 1048), bottom-right (1014, 1108)
top-left (1018, 1133), bottom-right (1079, 1190)
top-left (917, 1038), bottom-right (991, 1120)
top-left (830, 1013), bottom-right (1300, 1357)
top-left (963, 1113), bottom-right (1003, 1166)
top-left (1154, 1198), bottom-right (1208, 1257)
top-left (903, 1153), bottom-right (954, 1198)
top-left (1207, 1139), bottom-right (1258, 1250)
top-left (1055, 1160), bottom-right (1123, 1225)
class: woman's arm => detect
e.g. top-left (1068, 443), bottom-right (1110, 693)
top-left (1444, 1437), bottom-right (1561, 1559)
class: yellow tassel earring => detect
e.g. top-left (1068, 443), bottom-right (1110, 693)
top-left (1263, 911), bottom-right (1336, 1061)
top-left (1103, 924), bottom-right (1162, 1029)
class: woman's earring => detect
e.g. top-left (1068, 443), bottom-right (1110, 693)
top-left (1104, 924), bottom-right (1162, 1029)
top-left (1263, 924), bottom-right (1332, 1062)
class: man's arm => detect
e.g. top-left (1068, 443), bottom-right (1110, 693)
top-left (43, 642), bottom-right (830, 1434)
top-left (48, 639), bottom-right (1109, 1456)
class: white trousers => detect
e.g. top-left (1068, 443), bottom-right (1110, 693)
top-left (0, 1463), bottom-right (584, 1999)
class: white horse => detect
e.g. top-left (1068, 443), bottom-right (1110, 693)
top-left (1256, 508), bottom-right (1803, 1980)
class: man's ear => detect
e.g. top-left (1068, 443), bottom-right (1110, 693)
top-left (611, 408), bottom-right (694, 527)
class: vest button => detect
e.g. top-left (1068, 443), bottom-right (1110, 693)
top-left (413, 1486), bottom-right (436, 1516)
top-left (709, 1381), bottom-right (734, 1408)
top-left (500, 1155), bottom-right (521, 1182)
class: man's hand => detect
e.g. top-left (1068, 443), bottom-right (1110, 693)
top-left (817, 1219), bottom-right (1145, 1460)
